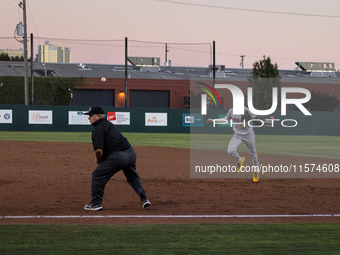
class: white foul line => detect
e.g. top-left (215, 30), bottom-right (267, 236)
top-left (1, 214), bottom-right (340, 219)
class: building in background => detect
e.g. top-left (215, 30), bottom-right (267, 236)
top-left (0, 49), bottom-right (24, 58)
top-left (64, 47), bottom-right (71, 63)
top-left (0, 60), bottom-right (339, 110)
top-left (37, 41), bottom-right (71, 63)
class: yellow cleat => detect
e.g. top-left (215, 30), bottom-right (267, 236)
top-left (237, 157), bottom-right (245, 172)
top-left (253, 170), bottom-right (260, 182)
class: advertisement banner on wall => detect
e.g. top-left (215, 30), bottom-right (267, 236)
top-left (0, 109), bottom-right (13, 124)
top-left (107, 112), bottom-right (130, 125)
top-left (28, 110), bottom-right (53, 124)
top-left (182, 113), bottom-right (204, 127)
top-left (145, 112), bottom-right (167, 126)
top-left (68, 111), bottom-right (90, 125)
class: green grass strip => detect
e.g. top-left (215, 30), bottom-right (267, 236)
top-left (0, 131), bottom-right (339, 159)
top-left (0, 223), bottom-right (339, 255)
top-left (190, 134), bottom-right (340, 160)
top-left (0, 131), bottom-right (92, 143)
top-left (0, 131), bottom-right (190, 147)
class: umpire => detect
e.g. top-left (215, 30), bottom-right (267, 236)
top-left (83, 106), bottom-right (151, 211)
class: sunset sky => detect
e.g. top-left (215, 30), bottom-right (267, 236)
top-left (1, 0), bottom-right (340, 69)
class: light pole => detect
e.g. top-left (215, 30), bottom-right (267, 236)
top-left (31, 33), bottom-right (34, 105)
top-left (165, 43), bottom-right (169, 65)
top-left (125, 37), bottom-right (128, 107)
top-left (213, 41), bottom-right (215, 87)
top-left (19, 0), bottom-right (29, 105)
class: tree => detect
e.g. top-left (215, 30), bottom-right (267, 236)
top-left (11, 55), bottom-right (24, 61)
top-left (251, 55), bottom-right (280, 78)
top-left (0, 53), bottom-right (24, 61)
top-left (247, 56), bottom-right (283, 111)
top-left (0, 76), bottom-right (85, 105)
top-left (0, 53), bottom-right (11, 61)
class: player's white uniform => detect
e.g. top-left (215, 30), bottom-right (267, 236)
top-left (219, 107), bottom-right (259, 167)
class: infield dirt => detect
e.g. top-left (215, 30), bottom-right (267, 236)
top-left (1, 140), bottom-right (340, 225)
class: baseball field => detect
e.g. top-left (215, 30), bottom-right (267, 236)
top-left (1, 131), bottom-right (340, 254)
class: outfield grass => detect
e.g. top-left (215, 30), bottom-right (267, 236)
top-left (190, 133), bottom-right (340, 160)
top-left (1, 131), bottom-right (339, 159)
top-left (0, 224), bottom-right (339, 255)
top-left (0, 131), bottom-right (190, 147)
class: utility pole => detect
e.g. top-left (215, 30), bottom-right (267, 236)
top-left (213, 41), bottom-right (215, 87)
top-left (31, 33), bottom-right (34, 105)
top-left (240, 55), bottom-right (245, 68)
top-left (22, 0), bottom-right (29, 105)
top-left (165, 43), bottom-right (169, 65)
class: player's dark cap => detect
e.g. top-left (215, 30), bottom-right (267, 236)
top-left (84, 106), bottom-right (105, 115)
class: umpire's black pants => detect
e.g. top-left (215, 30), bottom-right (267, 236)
top-left (91, 146), bottom-right (146, 206)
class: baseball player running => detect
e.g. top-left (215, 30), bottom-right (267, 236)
top-left (83, 106), bottom-right (151, 211)
top-left (206, 107), bottom-right (260, 182)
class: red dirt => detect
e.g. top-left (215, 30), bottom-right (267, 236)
top-left (1, 140), bottom-right (340, 225)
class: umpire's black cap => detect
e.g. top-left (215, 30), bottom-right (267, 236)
top-left (84, 106), bottom-right (105, 115)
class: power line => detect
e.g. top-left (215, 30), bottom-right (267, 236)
top-left (170, 46), bottom-right (210, 54)
top-left (3, 36), bottom-right (211, 47)
top-left (1, 36), bottom-right (211, 48)
top-left (130, 39), bottom-right (211, 45)
top-left (34, 37), bottom-right (124, 42)
top-left (153, 0), bottom-right (340, 19)
top-left (27, 0), bottom-right (41, 45)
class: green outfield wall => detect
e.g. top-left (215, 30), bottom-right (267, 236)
top-left (0, 105), bottom-right (190, 133)
top-left (0, 105), bottom-right (339, 135)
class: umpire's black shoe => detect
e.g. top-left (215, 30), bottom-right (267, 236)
top-left (142, 199), bottom-right (151, 208)
top-left (84, 203), bottom-right (103, 211)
